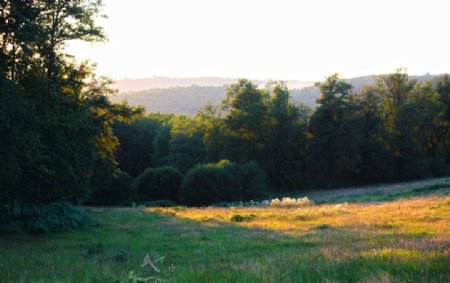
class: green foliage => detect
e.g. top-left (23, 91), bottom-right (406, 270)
top-left (306, 74), bottom-right (365, 184)
top-left (263, 83), bottom-right (309, 189)
top-left (3, 0), bottom-right (449, 208)
top-left (113, 72), bottom-right (450, 202)
top-left (179, 163), bottom-right (238, 206)
top-left (179, 160), bottom-right (266, 206)
top-left (224, 161), bottom-right (267, 200)
top-left (88, 171), bottom-right (134, 206)
top-left (153, 125), bottom-right (172, 166)
top-left (374, 70), bottom-right (449, 179)
top-left (222, 79), bottom-right (269, 163)
top-left (0, 202), bottom-right (95, 234)
top-left (436, 74), bottom-right (450, 163)
top-left (358, 86), bottom-right (395, 181)
top-left (168, 133), bottom-right (206, 173)
top-left (195, 103), bottom-right (226, 162)
top-left (0, 0), bottom-right (144, 225)
top-left (133, 167), bottom-right (182, 202)
top-left (114, 117), bottom-right (165, 176)
top-left (0, 79), bottom-right (42, 206)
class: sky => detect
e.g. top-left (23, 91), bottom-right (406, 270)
top-left (66, 0), bottom-right (450, 81)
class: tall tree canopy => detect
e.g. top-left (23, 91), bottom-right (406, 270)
top-left (0, 0), bottom-right (141, 210)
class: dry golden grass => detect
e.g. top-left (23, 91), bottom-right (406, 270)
top-left (147, 196), bottom-right (450, 238)
top-left (148, 196), bottom-right (450, 275)
top-left (1, 193), bottom-right (448, 282)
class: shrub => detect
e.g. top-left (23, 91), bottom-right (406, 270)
top-left (0, 202), bottom-right (96, 234)
top-left (179, 163), bottom-right (238, 206)
top-left (230, 214), bottom-right (256, 222)
top-left (89, 171), bottom-right (134, 205)
top-left (133, 167), bottom-right (182, 201)
top-left (179, 160), bottom-right (267, 206)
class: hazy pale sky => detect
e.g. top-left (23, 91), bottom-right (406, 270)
top-left (66, 0), bottom-right (450, 81)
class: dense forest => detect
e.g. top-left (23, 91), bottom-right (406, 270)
top-left (111, 74), bottom-right (437, 115)
top-left (106, 72), bottom-right (450, 207)
top-left (1, 1), bottom-right (450, 232)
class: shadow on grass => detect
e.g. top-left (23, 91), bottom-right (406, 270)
top-left (317, 184), bottom-right (450, 204)
top-left (141, 208), bottom-right (449, 282)
top-left (0, 207), bottom-right (448, 282)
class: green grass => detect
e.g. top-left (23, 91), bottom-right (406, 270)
top-left (323, 184), bottom-right (450, 204)
top-left (0, 192), bottom-right (449, 282)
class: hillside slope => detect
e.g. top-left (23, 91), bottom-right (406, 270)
top-left (111, 74), bottom-right (438, 115)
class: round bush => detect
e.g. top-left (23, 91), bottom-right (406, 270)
top-left (133, 167), bottom-right (182, 201)
top-left (179, 161), bottom-right (241, 206)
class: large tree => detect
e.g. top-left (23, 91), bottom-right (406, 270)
top-left (263, 82), bottom-right (309, 189)
top-left (376, 69), bottom-right (436, 178)
top-left (221, 79), bottom-right (269, 163)
top-left (0, 0), bottom-right (141, 209)
top-left (436, 74), bottom-right (450, 163)
top-left (306, 74), bottom-right (364, 184)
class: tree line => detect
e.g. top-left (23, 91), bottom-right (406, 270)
top-left (1, 1), bottom-right (450, 232)
top-left (102, 71), bottom-right (450, 206)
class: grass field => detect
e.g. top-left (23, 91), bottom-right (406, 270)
top-left (0, 180), bottom-right (449, 282)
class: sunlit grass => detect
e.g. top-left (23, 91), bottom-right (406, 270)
top-left (149, 195), bottom-right (449, 236)
top-left (0, 193), bottom-right (449, 282)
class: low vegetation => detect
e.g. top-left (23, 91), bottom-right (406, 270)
top-left (0, 185), bottom-right (448, 282)
top-left (133, 167), bottom-right (183, 202)
top-left (180, 161), bottom-right (266, 206)
top-left (0, 202), bottom-right (95, 234)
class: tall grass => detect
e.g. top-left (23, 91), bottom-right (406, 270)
top-left (0, 195), bottom-right (448, 282)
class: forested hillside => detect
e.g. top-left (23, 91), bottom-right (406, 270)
top-left (100, 71), bottom-right (450, 207)
top-left (110, 86), bottom-right (229, 115)
top-left (111, 76), bottom-right (313, 92)
top-left (111, 74), bottom-right (438, 115)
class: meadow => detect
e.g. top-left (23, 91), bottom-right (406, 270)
top-left (0, 179), bottom-right (449, 283)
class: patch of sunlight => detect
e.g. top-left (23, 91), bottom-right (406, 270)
top-left (144, 196), bottom-right (450, 237)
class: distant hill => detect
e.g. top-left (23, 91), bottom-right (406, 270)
top-left (112, 77), bottom-right (239, 92)
top-left (110, 85), bottom-right (229, 115)
top-left (110, 74), bottom-right (439, 115)
top-left (112, 76), bottom-right (314, 92)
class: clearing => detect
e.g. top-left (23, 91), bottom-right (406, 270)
top-left (1, 178), bottom-right (449, 282)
